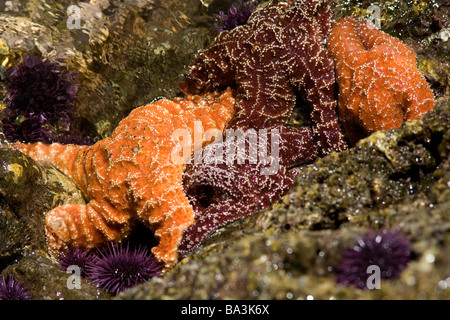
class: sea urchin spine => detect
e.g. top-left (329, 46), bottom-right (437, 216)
top-left (213, 0), bottom-right (257, 33)
top-left (1, 53), bottom-right (79, 144)
top-left (85, 243), bottom-right (164, 295)
top-left (0, 274), bottom-right (31, 300)
top-left (336, 229), bottom-right (412, 289)
top-left (58, 247), bottom-right (94, 278)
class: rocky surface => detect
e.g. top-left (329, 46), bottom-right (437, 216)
top-left (0, 147), bottom-right (86, 257)
top-left (0, 0), bottom-right (448, 300)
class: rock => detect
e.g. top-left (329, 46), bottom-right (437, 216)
top-left (0, 147), bottom-right (86, 260)
top-left (0, 250), bottom-right (109, 300)
top-left (0, 0), bottom-right (216, 140)
top-left (0, 204), bottom-right (32, 271)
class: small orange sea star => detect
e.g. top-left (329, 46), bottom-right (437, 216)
top-left (328, 17), bottom-right (436, 145)
top-left (9, 89), bottom-right (235, 269)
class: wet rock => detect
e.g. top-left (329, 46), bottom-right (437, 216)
top-left (0, 250), bottom-right (109, 300)
top-left (333, 0), bottom-right (449, 41)
top-left (257, 98), bottom-right (449, 232)
top-left (0, 147), bottom-right (85, 265)
top-left (0, 204), bottom-right (32, 271)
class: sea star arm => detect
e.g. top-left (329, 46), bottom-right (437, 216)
top-left (328, 17), bottom-right (435, 145)
top-left (180, 125), bottom-right (317, 256)
top-left (327, 17), bottom-right (368, 128)
top-left (328, 17), bottom-right (367, 56)
top-left (227, 56), bottom-right (296, 130)
top-left (10, 141), bottom-right (91, 194)
top-left (357, 19), bottom-right (416, 60)
top-left (138, 177), bottom-right (195, 268)
top-left (356, 19), bottom-right (436, 122)
top-left (177, 201), bottom-right (248, 256)
top-left (10, 141), bottom-right (133, 256)
top-left (128, 160), bottom-right (196, 268)
top-left (179, 34), bottom-right (236, 94)
top-left (45, 200), bottom-right (132, 257)
top-left (180, 165), bottom-right (300, 256)
top-left (290, 45), bottom-right (347, 155)
top-left (277, 126), bottom-right (319, 168)
top-left (284, 4), bottom-right (347, 155)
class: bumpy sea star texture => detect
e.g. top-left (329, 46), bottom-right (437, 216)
top-left (179, 0), bottom-right (347, 155)
top-left (179, 126), bottom-right (318, 255)
top-left (328, 17), bottom-right (436, 145)
top-left (8, 89), bottom-right (235, 269)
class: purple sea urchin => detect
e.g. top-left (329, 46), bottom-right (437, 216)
top-left (4, 53), bottom-right (77, 123)
top-left (0, 111), bottom-right (51, 144)
top-left (213, 0), bottom-right (257, 33)
top-left (335, 229), bottom-right (412, 289)
top-left (58, 247), bottom-right (94, 278)
top-left (0, 274), bottom-right (31, 300)
top-left (1, 53), bottom-right (81, 144)
top-left (86, 243), bottom-right (164, 295)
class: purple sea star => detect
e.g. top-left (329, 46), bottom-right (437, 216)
top-left (179, 126), bottom-right (318, 255)
top-left (180, 0), bottom-right (347, 156)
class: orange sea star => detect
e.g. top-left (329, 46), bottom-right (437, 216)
top-left (8, 89), bottom-right (235, 269)
top-left (327, 17), bottom-right (436, 145)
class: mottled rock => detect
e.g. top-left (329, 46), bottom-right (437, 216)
top-left (0, 147), bottom-right (85, 260)
top-left (0, 251), bottom-right (109, 300)
top-left (0, 204), bottom-right (32, 270)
